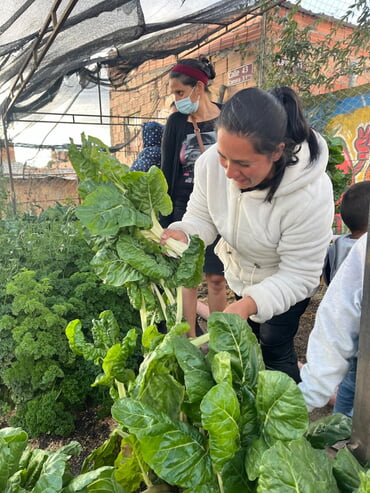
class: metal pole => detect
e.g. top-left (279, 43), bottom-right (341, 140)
top-left (2, 120), bottom-right (17, 216)
top-left (97, 68), bottom-right (103, 125)
top-left (350, 211), bottom-right (370, 463)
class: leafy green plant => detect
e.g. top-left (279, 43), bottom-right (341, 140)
top-left (64, 134), bottom-right (369, 492)
top-left (324, 134), bottom-right (352, 205)
top-left (0, 270), bottom-right (90, 436)
top-left (0, 426), bottom-right (122, 492)
top-left (68, 311), bottom-right (366, 492)
top-left (68, 134), bottom-right (205, 331)
top-left (0, 205), bottom-right (141, 436)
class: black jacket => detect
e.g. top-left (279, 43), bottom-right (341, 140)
top-left (160, 104), bottom-right (221, 226)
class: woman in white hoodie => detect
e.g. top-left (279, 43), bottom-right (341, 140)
top-left (162, 87), bottom-right (334, 382)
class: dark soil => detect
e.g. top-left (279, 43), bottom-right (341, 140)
top-left (0, 281), bottom-right (332, 475)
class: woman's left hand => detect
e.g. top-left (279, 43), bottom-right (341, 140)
top-left (223, 296), bottom-right (257, 320)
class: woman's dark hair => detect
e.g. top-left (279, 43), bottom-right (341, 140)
top-left (341, 181), bottom-right (370, 233)
top-left (270, 86), bottom-right (319, 163)
top-left (217, 86), bottom-right (319, 201)
top-left (170, 57), bottom-right (216, 92)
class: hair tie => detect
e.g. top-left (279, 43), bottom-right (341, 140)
top-left (171, 64), bottom-right (209, 85)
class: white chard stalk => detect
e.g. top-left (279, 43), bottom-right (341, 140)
top-left (141, 210), bottom-right (188, 258)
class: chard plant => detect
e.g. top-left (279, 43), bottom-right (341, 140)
top-left (67, 310), bottom-right (363, 493)
top-left (68, 134), bottom-right (205, 332)
top-left (0, 426), bottom-right (122, 492)
top-left (65, 135), bottom-right (368, 492)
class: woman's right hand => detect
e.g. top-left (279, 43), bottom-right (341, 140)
top-left (160, 229), bottom-right (188, 246)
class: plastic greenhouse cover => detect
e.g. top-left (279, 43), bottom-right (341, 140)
top-left (0, 0), bottom-right (260, 120)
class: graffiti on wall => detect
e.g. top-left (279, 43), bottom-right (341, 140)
top-left (325, 95), bottom-right (369, 233)
top-left (326, 100), bottom-right (370, 183)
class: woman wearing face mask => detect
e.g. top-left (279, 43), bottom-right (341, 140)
top-left (161, 87), bottom-right (334, 382)
top-left (161, 56), bottom-right (227, 337)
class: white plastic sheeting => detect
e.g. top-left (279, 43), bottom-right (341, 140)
top-left (0, 0), bottom-right (260, 120)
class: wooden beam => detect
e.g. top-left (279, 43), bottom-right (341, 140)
top-left (350, 212), bottom-right (370, 463)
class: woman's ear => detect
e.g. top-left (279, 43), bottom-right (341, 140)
top-left (196, 80), bottom-right (204, 96)
top-left (272, 142), bottom-right (285, 162)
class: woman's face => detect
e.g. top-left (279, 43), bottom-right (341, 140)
top-left (169, 78), bottom-right (197, 102)
top-left (217, 128), bottom-right (284, 189)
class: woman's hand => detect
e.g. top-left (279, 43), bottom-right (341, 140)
top-left (160, 229), bottom-right (188, 246)
top-left (224, 296), bottom-right (257, 320)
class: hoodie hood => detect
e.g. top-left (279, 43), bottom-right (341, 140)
top-left (240, 130), bottom-right (329, 200)
top-left (142, 121), bottom-right (164, 148)
top-left (272, 130), bottom-right (329, 198)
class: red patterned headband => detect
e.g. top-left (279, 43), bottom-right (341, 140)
top-left (171, 64), bottom-right (209, 85)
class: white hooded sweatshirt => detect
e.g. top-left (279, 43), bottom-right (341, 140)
top-left (169, 131), bottom-right (334, 323)
top-left (298, 233), bottom-right (367, 411)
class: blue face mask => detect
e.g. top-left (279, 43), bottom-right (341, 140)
top-left (175, 87), bottom-right (199, 114)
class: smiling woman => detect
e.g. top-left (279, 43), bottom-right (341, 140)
top-left (217, 128), bottom-right (284, 190)
top-left (162, 86), bottom-right (334, 382)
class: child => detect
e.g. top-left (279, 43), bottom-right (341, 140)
top-left (323, 180), bottom-right (370, 284)
top-left (299, 232), bottom-right (367, 415)
top-left (320, 181), bottom-right (370, 415)
top-left (130, 121), bottom-right (164, 172)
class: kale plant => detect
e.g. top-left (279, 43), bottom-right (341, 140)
top-left (0, 205), bottom-right (141, 436)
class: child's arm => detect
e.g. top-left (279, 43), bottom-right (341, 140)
top-left (298, 234), bottom-right (366, 410)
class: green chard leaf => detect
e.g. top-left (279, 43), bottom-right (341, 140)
top-left (123, 165), bottom-right (173, 217)
top-left (173, 235), bottom-right (205, 288)
top-left (358, 470), bottom-right (370, 492)
top-left (333, 447), bottom-right (364, 493)
top-left (81, 432), bottom-right (122, 473)
top-left (133, 324), bottom-right (187, 400)
top-left (207, 312), bottom-right (264, 390)
top-left (222, 449), bottom-right (256, 492)
top-left (93, 335), bottom-right (137, 388)
top-left (139, 371), bottom-right (185, 421)
top-left (211, 351), bottom-right (233, 385)
top-left (69, 134), bottom-right (129, 184)
top-left (91, 247), bottom-right (145, 287)
top-left (114, 434), bottom-right (148, 493)
top-left (172, 335), bottom-right (214, 403)
top-left (75, 183), bottom-right (151, 236)
top-left (66, 319), bottom-right (105, 363)
top-left (306, 413), bottom-right (352, 449)
top-left (0, 427), bottom-right (28, 489)
top-left (245, 435), bottom-right (269, 482)
top-left (116, 235), bottom-right (173, 281)
top-left (112, 398), bottom-right (214, 489)
top-left (61, 466), bottom-right (117, 492)
top-left (258, 437), bottom-right (339, 493)
top-left (239, 385), bottom-right (259, 447)
top-left (256, 370), bottom-right (309, 445)
top-left (141, 324), bottom-right (165, 350)
top-left (200, 381), bottom-right (241, 471)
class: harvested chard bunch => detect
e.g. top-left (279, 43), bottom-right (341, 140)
top-left (69, 134), bottom-right (204, 330)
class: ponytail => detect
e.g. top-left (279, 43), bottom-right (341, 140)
top-left (270, 86), bottom-right (319, 163)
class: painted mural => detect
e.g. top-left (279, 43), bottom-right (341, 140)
top-left (326, 96), bottom-right (370, 183)
top-left (324, 91), bottom-right (370, 233)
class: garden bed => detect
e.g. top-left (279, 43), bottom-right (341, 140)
top-left (0, 281), bottom-right (332, 476)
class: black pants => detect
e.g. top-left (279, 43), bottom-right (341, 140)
top-left (246, 298), bottom-right (310, 383)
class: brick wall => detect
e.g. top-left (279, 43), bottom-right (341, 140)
top-left (7, 177), bottom-right (79, 214)
top-left (109, 5), bottom-right (368, 165)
